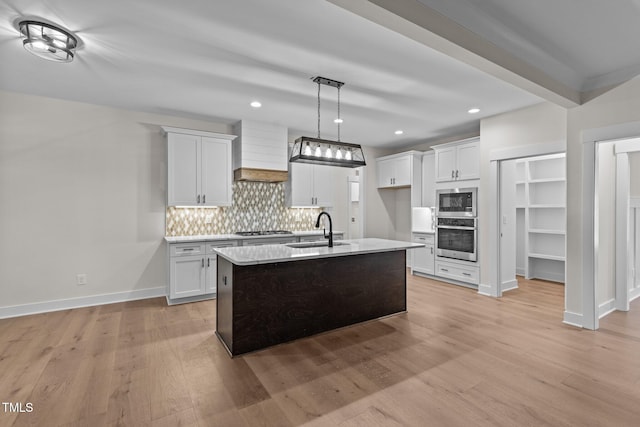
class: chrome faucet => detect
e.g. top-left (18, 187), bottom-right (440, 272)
top-left (315, 211), bottom-right (333, 247)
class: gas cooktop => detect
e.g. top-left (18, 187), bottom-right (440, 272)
top-left (234, 230), bottom-right (293, 236)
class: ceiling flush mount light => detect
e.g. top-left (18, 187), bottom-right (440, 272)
top-left (18, 20), bottom-right (78, 63)
top-left (468, 108), bottom-right (480, 114)
top-left (394, 130), bottom-right (404, 135)
top-left (290, 76), bottom-right (366, 168)
top-left (250, 101), bottom-right (262, 108)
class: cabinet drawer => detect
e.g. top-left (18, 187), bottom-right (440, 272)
top-left (206, 240), bottom-right (238, 254)
top-left (435, 261), bottom-right (479, 284)
top-left (170, 243), bottom-right (205, 257)
top-left (412, 233), bottom-right (434, 245)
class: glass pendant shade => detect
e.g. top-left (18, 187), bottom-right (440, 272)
top-left (19, 20), bottom-right (78, 63)
top-left (290, 137), bottom-right (366, 168)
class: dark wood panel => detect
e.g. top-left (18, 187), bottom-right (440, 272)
top-left (228, 251), bottom-right (406, 355)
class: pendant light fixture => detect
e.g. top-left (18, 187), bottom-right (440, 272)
top-left (18, 20), bottom-right (78, 63)
top-left (290, 76), bottom-right (366, 168)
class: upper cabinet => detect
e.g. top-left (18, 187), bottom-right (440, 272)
top-left (163, 126), bottom-right (236, 207)
top-left (285, 161), bottom-right (335, 207)
top-left (376, 151), bottom-right (421, 189)
top-left (433, 138), bottom-right (479, 182)
top-left (421, 152), bottom-right (435, 207)
top-left (376, 151), bottom-right (423, 207)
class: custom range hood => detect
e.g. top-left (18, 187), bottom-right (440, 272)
top-left (232, 120), bottom-right (289, 182)
top-left (290, 76), bottom-right (366, 168)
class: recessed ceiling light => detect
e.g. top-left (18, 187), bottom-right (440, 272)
top-left (468, 108), bottom-right (480, 114)
top-left (394, 130), bottom-right (404, 135)
top-left (250, 101), bottom-right (262, 108)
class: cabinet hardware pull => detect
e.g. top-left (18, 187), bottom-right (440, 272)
top-left (456, 170), bottom-right (459, 179)
top-left (462, 272), bottom-right (471, 276)
top-left (197, 194), bottom-right (201, 204)
top-left (430, 247), bottom-right (433, 254)
top-left (203, 194), bottom-right (206, 204)
top-left (207, 258), bottom-right (210, 267)
top-left (183, 248), bottom-right (194, 251)
top-left (451, 170), bottom-right (454, 179)
top-left (441, 268), bottom-right (449, 272)
top-left (201, 259), bottom-right (204, 268)
top-left (223, 276), bottom-right (227, 285)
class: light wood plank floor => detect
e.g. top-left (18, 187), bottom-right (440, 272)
top-left (2, 274), bottom-right (640, 426)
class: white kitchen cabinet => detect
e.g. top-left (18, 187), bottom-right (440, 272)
top-left (411, 233), bottom-right (435, 276)
top-left (435, 259), bottom-right (479, 285)
top-left (205, 241), bottom-right (239, 294)
top-left (163, 126), bottom-right (235, 207)
top-left (376, 153), bottom-right (415, 188)
top-left (285, 162), bottom-right (335, 207)
top-left (433, 138), bottom-right (479, 182)
top-left (168, 240), bottom-right (238, 304)
top-left (375, 151), bottom-right (423, 207)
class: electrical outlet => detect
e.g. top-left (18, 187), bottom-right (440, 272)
top-left (76, 274), bottom-right (87, 285)
top-left (204, 214), bottom-right (213, 224)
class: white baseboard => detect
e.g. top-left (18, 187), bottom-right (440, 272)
top-left (598, 298), bottom-right (616, 319)
top-left (501, 279), bottom-right (519, 292)
top-left (0, 286), bottom-right (167, 319)
top-left (563, 311), bottom-right (583, 328)
top-left (477, 283), bottom-right (495, 297)
top-left (516, 267), bottom-right (525, 276)
top-left (630, 286), bottom-right (640, 302)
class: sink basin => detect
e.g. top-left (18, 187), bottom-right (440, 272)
top-left (286, 241), bottom-right (350, 249)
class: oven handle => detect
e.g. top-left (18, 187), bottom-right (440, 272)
top-left (437, 225), bottom-right (476, 230)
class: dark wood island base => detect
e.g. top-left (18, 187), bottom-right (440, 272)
top-left (216, 250), bottom-right (406, 356)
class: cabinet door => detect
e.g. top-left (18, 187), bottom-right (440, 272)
top-left (205, 254), bottom-right (221, 294)
top-left (167, 133), bottom-right (201, 205)
top-left (377, 159), bottom-right (395, 188)
top-left (424, 244), bottom-right (435, 275)
top-left (201, 137), bottom-right (232, 206)
top-left (435, 146), bottom-right (457, 182)
top-left (313, 164), bottom-right (335, 207)
top-left (393, 156), bottom-right (412, 186)
top-left (456, 142), bottom-right (480, 181)
top-left (170, 255), bottom-right (205, 299)
top-left (288, 162), bottom-right (314, 206)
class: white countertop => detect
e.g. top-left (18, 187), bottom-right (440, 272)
top-left (164, 230), bottom-right (343, 243)
top-left (213, 238), bottom-right (424, 265)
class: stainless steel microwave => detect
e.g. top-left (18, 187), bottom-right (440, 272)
top-left (436, 187), bottom-right (477, 217)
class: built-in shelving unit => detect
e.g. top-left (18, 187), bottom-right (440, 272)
top-left (515, 153), bottom-right (566, 282)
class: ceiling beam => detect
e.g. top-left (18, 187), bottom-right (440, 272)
top-left (328, 0), bottom-right (581, 108)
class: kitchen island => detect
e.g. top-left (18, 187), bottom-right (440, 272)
top-left (213, 238), bottom-right (423, 356)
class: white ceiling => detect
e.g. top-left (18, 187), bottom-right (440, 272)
top-left (0, 0), bottom-right (638, 149)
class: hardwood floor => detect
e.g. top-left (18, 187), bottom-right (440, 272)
top-left (2, 274), bottom-right (640, 426)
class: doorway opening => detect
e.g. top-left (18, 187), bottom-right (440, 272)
top-left (500, 153), bottom-right (566, 298)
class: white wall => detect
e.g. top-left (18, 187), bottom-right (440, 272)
top-left (596, 142), bottom-right (616, 311)
top-left (361, 146), bottom-right (396, 238)
top-left (0, 90), bottom-right (233, 312)
top-left (565, 76), bottom-right (640, 318)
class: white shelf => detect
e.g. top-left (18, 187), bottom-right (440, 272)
top-left (528, 253), bottom-right (565, 262)
top-left (529, 204), bottom-right (565, 209)
top-left (516, 153), bottom-right (566, 283)
top-left (528, 229), bottom-right (566, 235)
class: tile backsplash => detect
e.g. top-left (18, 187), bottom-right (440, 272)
top-left (166, 181), bottom-right (322, 236)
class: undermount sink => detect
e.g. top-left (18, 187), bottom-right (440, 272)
top-left (286, 241), bottom-right (350, 249)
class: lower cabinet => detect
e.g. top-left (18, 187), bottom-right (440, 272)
top-left (168, 241), bottom-right (238, 304)
top-left (434, 259), bottom-right (479, 285)
top-left (411, 233), bottom-right (435, 276)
